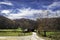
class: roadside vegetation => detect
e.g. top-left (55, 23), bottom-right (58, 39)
top-left (36, 18), bottom-right (60, 40)
top-left (37, 31), bottom-right (60, 40)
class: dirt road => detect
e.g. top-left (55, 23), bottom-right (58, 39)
top-left (0, 32), bottom-right (45, 40)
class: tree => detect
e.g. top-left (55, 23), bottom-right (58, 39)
top-left (14, 18), bottom-right (37, 32)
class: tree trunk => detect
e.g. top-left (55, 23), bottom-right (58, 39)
top-left (44, 31), bottom-right (46, 37)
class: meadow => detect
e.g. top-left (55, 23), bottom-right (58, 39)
top-left (0, 29), bottom-right (32, 36)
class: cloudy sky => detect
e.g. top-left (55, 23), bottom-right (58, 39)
top-left (0, 0), bottom-right (60, 20)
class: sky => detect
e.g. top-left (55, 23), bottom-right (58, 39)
top-left (0, 0), bottom-right (60, 20)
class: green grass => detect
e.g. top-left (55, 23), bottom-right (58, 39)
top-left (37, 31), bottom-right (60, 40)
top-left (37, 31), bottom-right (56, 37)
top-left (0, 28), bottom-right (22, 31)
top-left (46, 32), bottom-right (60, 40)
top-left (0, 29), bottom-right (32, 36)
top-left (0, 31), bottom-right (32, 36)
top-left (46, 32), bottom-right (55, 37)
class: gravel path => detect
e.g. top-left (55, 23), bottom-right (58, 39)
top-left (0, 32), bottom-right (45, 40)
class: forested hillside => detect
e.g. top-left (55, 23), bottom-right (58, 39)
top-left (14, 18), bottom-right (37, 31)
top-left (0, 16), bottom-right (37, 30)
top-left (37, 18), bottom-right (60, 31)
top-left (0, 16), bottom-right (17, 29)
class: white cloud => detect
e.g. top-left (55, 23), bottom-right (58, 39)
top-left (0, 2), bottom-right (13, 6)
top-left (1, 8), bottom-right (60, 20)
top-left (1, 10), bottom-right (11, 14)
top-left (48, 2), bottom-right (60, 10)
top-left (7, 8), bottom-right (47, 19)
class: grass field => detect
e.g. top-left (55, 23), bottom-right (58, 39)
top-left (0, 29), bottom-right (32, 36)
top-left (37, 31), bottom-right (60, 40)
